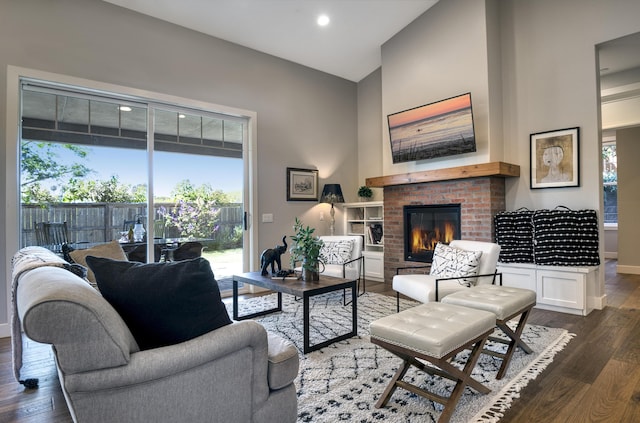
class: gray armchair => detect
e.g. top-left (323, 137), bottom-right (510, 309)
top-left (15, 263), bottom-right (299, 423)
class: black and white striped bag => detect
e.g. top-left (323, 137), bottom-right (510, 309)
top-left (532, 207), bottom-right (600, 266)
top-left (494, 209), bottom-right (534, 263)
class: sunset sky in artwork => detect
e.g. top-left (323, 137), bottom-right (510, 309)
top-left (388, 93), bottom-right (472, 128)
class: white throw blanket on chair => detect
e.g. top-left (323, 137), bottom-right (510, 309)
top-left (10, 246), bottom-right (85, 386)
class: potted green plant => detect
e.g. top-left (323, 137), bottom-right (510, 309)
top-left (290, 217), bottom-right (325, 281)
top-left (358, 185), bottom-right (373, 202)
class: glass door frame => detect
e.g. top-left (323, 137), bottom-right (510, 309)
top-left (5, 66), bottom-right (258, 310)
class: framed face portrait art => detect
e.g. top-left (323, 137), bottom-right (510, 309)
top-left (530, 127), bottom-right (580, 189)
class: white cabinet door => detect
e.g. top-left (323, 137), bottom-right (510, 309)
top-left (536, 269), bottom-right (585, 311)
top-left (497, 264), bottom-right (536, 291)
top-left (363, 251), bottom-right (384, 281)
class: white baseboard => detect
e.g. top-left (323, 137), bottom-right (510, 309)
top-left (534, 303), bottom-right (585, 316)
top-left (616, 264), bottom-right (640, 275)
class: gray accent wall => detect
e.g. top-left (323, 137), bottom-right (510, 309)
top-left (0, 0), bottom-right (357, 334)
top-left (4, 0), bottom-right (640, 333)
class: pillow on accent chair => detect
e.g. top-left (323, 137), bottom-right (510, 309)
top-left (85, 256), bottom-right (232, 350)
top-left (320, 240), bottom-right (354, 265)
top-left (68, 240), bottom-right (128, 285)
top-left (430, 242), bottom-right (483, 284)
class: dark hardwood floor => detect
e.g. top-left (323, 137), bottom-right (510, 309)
top-left (1, 260), bottom-right (639, 422)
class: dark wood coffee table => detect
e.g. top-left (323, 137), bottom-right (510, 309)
top-left (232, 271), bottom-right (357, 353)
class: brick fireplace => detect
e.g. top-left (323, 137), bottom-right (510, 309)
top-left (366, 162), bottom-right (519, 285)
top-left (383, 177), bottom-right (506, 283)
top-left (404, 204), bottom-right (461, 263)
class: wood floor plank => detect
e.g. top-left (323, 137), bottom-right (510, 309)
top-left (506, 374), bottom-right (590, 422)
top-left (620, 376), bottom-right (640, 422)
top-left (622, 284), bottom-right (640, 309)
top-left (555, 325), bottom-right (620, 384)
top-left (613, 312), bottom-right (640, 365)
top-left (565, 358), bottom-right (640, 422)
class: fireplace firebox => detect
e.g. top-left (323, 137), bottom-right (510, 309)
top-left (404, 204), bottom-right (461, 262)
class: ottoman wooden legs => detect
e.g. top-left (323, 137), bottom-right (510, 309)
top-left (370, 303), bottom-right (496, 422)
top-left (372, 331), bottom-right (492, 423)
top-left (484, 304), bottom-right (534, 379)
top-left (441, 285), bottom-right (537, 380)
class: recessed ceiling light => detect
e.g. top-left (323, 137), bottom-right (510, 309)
top-left (317, 14), bottom-right (330, 27)
top-left (119, 106), bottom-right (132, 112)
top-left (178, 114), bottom-right (186, 119)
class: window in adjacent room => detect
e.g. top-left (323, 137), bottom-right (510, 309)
top-left (602, 141), bottom-right (617, 225)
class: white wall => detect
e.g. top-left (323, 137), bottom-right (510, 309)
top-left (604, 227), bottom-right (618, 259)
top-left (602, 95), bottom-right (640, 130)
top-left (357, 68), bottom-right (384, 201)
top-left (366, 0), bottom-right (640, 214)
top-left (0, 0), bottom-right (357, 335)
top-left (501, 0), bottom-right (640, 299)
top-left (380, 0), bottom-right (498, 177)
top-left (616, 126), bottom-right (640, 273)
top-left (357, 0), bottom-right (640, 305)
top-left (598, 45), bottom-right (640, 261)
top-left (500, 0), bottom-right (640, 211)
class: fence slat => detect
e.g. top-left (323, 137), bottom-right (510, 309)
top-left (22, 202), bottom-right (243, 247)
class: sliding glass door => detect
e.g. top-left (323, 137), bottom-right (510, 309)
top-left (19, 79), bottom-right (248, 294)
top-left (152, 106), bottom-right (245, 291)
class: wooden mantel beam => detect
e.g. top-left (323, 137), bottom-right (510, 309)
top-left (366, 162), bottom-right (520, 188)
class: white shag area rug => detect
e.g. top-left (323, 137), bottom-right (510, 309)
top-left (228, 291), bottom-right (574, 423)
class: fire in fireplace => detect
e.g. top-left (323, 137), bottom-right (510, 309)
top-left (404, 204), bottom-right (461, 262)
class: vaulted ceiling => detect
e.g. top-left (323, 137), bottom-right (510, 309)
top-left (102, 0), bottom-right (440, 82)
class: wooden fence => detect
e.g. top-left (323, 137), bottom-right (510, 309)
top-left (22, 202), bottom-right (243, 247)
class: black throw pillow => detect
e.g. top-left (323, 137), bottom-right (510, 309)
top-left (85, 256), bottom-right (232, 350)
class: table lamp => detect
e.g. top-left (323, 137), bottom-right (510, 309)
top-left (320, 183), bottom-right (345, 235)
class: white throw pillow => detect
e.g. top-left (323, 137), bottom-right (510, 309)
top-left (320, 240), bottom-right (354, 265)
top-left (430, 242), bottom-right (482, 285)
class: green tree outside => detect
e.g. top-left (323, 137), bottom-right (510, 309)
top-left (159, 180), bottom-right (241, 245)
top-left (21, 142), bottom-right (242, 248)
top-left (63, 176), bottom-right (146, 203)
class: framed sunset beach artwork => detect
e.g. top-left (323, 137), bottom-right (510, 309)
top-left (387, 92), bottom-right (477, 163)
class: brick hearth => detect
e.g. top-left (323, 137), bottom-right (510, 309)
top-left (382, 177), bottom-right (505, 284)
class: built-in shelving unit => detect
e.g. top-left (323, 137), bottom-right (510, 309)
top-left (342, 201), bottom-right (384, 282)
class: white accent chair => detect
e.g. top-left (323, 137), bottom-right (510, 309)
top-left (393, 240), bottom-right (501, 311)
top-left (319, 235), bottom-right (365, 301)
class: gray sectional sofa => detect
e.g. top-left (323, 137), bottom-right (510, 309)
top-left (13, 247), bottom-right (299, 423)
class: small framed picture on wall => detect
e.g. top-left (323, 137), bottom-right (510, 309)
top-left (286, 167), bottom-right (319, 201)
top-left (530, 127), bottom-right (580, 189)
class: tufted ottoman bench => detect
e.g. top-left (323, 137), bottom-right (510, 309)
top-left (369, 302), bottom-right (495, 423)
top-left (442, 284), bottom-right (536, 379)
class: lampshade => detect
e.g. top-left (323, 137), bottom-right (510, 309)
top-left (320, 184), bottom-right (345, 204)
